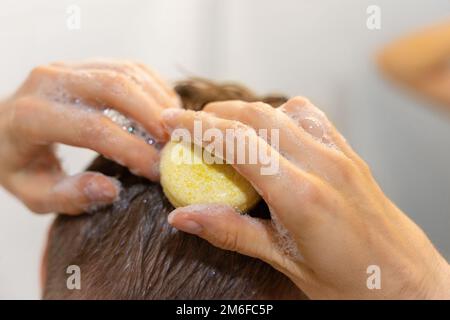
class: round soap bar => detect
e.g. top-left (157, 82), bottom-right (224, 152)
top-left (160, 141), bottom-right (260, 212)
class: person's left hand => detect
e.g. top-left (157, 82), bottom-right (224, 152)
top-left (0, 59), bottom-right (180, 214)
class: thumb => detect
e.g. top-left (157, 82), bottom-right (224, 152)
top-left (167, 204), bottom-right (284, 267)
top-left (11, 171), bottom-right (121, 215)
top-left (47, 172), bottom-right (122, 214)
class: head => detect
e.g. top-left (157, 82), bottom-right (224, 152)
top-left (42, 78), bottom-right (306, 299)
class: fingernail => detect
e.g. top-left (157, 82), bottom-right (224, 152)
top-left (168, 211), bottom-right (203, 234)
top-left (85, 177), bottom-right (121, 202)
top-left (299, 117), bottom-right (324, 139)
top-left (173, 219), bottom-right (203, 235)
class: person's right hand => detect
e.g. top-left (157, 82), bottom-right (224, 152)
top-left (0, 59), bottom-right (180, 214)
top-left (162, 97), bottom-right (450, 299)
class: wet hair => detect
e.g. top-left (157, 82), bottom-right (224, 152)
top-left (43, 78), bottom-right (306, 300)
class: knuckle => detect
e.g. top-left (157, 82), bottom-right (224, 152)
top-left (203, 101), bottom-right (221, 112)
top-left (334, 155), bottom-right (360, 184)
top-left (247, 101), bottom-right (270, 115)
top-left (29, 65), bottom-right (49, 79)
top-left (10, 180), bottom-right (49, 213)
top-left (13, 96), bottom-right (33, 117)
top-left (108, 70), bottom-right (128, 84)
top-left (25, 66), bottom-right (55, 88)
top-left (114, 73), bottom-right (135, 93)
top-left (291, 96), bottom-right (311, 106)
top-left (301, 180), bottom-right (322, 204)
top-left (290, 169), bottom-right (323, 205)
top-left (11, 97), bottom-right (38, 134)
top-left (333, 156), bottom-right (362, 186)
top-left (23, 195), bottom-right (48, 214)
top-left (97, 70), bottom-right (131, 91)
top-left (220, 231), bottom-right (240, 252)
top-left (279, 96), bottom-right (312, 116)
top-left (29, 65), bottom-right (58, 82)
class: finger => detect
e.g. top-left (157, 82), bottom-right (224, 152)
top-left (204, 99), bottom-right (369, 189)
top-left (135, 63), bottom-right (182, 108)
top-left (53, 60), bottom-right (180, 109)
top-left (161, 108), bottom-right (327, 219)
top-left (136, 63), bottom-right (181, 103)
top-left (11, 171), bottom-right (121, 215)
top-left (167, 204), bottom-right (311, 282)
top-left (203, 101), bottom-right (353, 177)
top-left (279, 96), bottom-right (365, 166)
top-left (14, 97), bottom-right (161, 180)
top-left (33, 65), bottom-right (167, 141)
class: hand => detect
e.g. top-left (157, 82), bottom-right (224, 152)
top-left (0, 59), bottom-right (180, 214)
top-left (161, 97), bottom-right (450, 299)
top-left (378, 21), bottom-right (450, 108)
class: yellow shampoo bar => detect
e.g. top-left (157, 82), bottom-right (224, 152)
top-left (160, 141), bottom-right (260, 212)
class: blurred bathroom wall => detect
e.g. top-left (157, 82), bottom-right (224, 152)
top-left (0, 0), bottom-right (449, 299)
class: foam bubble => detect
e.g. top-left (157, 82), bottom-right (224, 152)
top-left (102, 108), bottom-right (162, 149)
top-left (279, 103), bottom-right (339, 150)
top-left (112, 184), bottom-right (146, 212)
top-left (268, 206), bottom-right (304, 262)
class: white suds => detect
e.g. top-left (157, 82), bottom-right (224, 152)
top-left (268, 206), bottom-right (304, 262)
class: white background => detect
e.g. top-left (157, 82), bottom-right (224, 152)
top-left (0, 0), bottom-right (449, 299)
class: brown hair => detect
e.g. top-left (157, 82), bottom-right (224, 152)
top-left (43, 79), bottom-right (306, 299)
